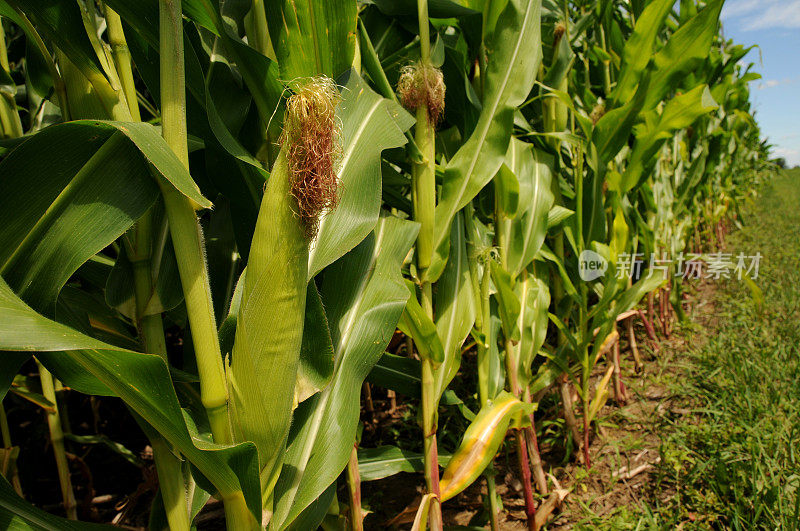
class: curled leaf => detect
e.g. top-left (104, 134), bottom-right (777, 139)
top-left (439, 392), bottom-right (533, 501)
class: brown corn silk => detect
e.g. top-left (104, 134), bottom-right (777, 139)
top-left (397, 62), bottom-right (446, 124)
top-left (282, 77), bottom-right (342, 238)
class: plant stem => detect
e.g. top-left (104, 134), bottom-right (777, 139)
top-left (523, 388), bottom-right (547, 495)
top-left (581, 397), bottom-right (591, 469)
top-left (128, 210), bottom-right (193, 531)
top-left (558, 374), bottom-right (581, 450)
top-left (346, 444), bottom-right (363, 531)
top-left (0, 19), bottom-right (23, 138)
top-left (627, 316), bottom-right (643, 372)
top-left (244, 0), bottom-right (273, 59)
top-left (420, 314), bottom-right (442, 529)
top-left (495, 187), bottom-right (537, 526)
top-left (468, 211), bottom-right (502, 528)
top-left (157, 12), bottom-right (254, 527)
top-left (159, 0), bottom-right (231, 446)
top-left (151, 438), bottom-right (190, 530)
top-left (36, 361), bottom-right (77, 520)
top-left (104, 6), bottom-right (140, 121)
top-left (412, 0), bottom-right (442, 527)
top-left (503, 331), bottom-right (536, 524)
top-left (0, 402), bottom-right (22, 496)
top-left (221, 491), bottom-right (256, 530)
top-left (103, 11), bottom-right (193, 528)
top-left (485, 471), bottom-right (501, 531)
top-left (637, 309), bottom-right (657, 342)
top-left (476, 268), bottom-right (491, 406)
top-left (516, 431), bottom-right (536, 530)
top-left (611, 330), bottom-right (625, 404)
top-left (599, 24), bottom-right (612, 98)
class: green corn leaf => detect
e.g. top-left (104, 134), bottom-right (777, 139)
top-left (282, 482), bottom-right (337, 531)
top-left (592, 68), bottom-right (652, 165)
top-left (357, 446), bottom-right (452, 482)
top-left (0, 276), bottom-right (261, 522)
top-left (491, 262), bottom-right (521, 342)
top-left (546, 205), bottom-right (574, 229)
top-left (0, 476), bottom-right (112, 530)
top-left (308, 71), bottom-right (414, 278)
top-left (217, 270), bottom-right (334, 409)
top-left (428, 0), bottom-right (542, 283)
top-left (611, 274), bottom-right (667, 319)
top-left (622, 85), bottom-right (718, 192)
top-left (0, 126), bottom-right (154, 310)
top-left (366, 353), bottom-right (421, 398)
top-left (538, 244), bottom-right (579, 302)
top-left (265, 0), bottom-right (357, 79)
top-left (2, 0), bottom-right (105, 86)
top-left (8, 375), bottom-right (55, 412)
top-left (105, 0), bottom-right (285, 154)
top-left (505, 140), bottom-right (555, 278)
top-left (295, 282), bottom-right (335, 405)
top-left (271, 216), bottom-right (418, 530)
top-left (397, 280), bottom-right (444, 367)
top-left (612, 0), bottom-right (673, 106)
top-left (400, 280), bottom-right (446, 366)
top-left (433, 213), bottom-right (476, 399)
top-left (486, 305), bottom-right (507, 399)
top-left (515, 271), bottom-right (550, 389)
top-left (371, 0), bottom-right (477, 18)
top-left (105, 200), bottom-right (184, 319)
top-left (643, 0), bottom-right (724, 110)
top-left (493, 164), bottom-right (519, 217)
top-left (63, 433), bottom-right (141, 467)
top-left (365, 353), bottom-right (470, 409)
top-left (0, 120), bottom-right (209, 312)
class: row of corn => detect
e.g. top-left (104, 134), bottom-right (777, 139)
top-left (0, 0), bottom-right (772, 529)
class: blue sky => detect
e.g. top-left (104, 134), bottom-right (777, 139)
top-left (720, 0), bottom-right (800, 166)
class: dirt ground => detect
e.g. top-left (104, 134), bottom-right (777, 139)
top-left (362, 280), bottom-right (718, 530)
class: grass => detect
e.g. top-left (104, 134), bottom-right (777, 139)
top-left (568, 169), bottom-right (800, 529)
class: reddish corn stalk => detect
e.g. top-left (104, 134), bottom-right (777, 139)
top-left (346, 444), bottom-right (364, 531)
top-left (612, 337), bottom-right (626, 404)
top-left (558, 374), bottom-right (582, 452)
top-left (516, 431), bottom-right (537, 530)
top-left (523, 388), bottom-right (548, 495)
top-left (626, 317), bottom-right (643, 372)
top-left (582, 404), bottom-right (592, 469)
top-left (637, 309), bottom-right (657, 341)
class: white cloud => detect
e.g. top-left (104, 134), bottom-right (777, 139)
top-left (722, 0), bottom-right (762, 19)
top-left (756, 77), bottom-right (799, 89)
top-left (773, 146), bottom-right (800, 167)
top-left (722, 0), bottom-right (800, 30)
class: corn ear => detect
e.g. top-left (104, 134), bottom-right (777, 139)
top-left (228, 148), bottom-right (308, 500)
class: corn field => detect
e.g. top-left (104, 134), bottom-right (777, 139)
top-left (0, 0), bottom-right (775, 529)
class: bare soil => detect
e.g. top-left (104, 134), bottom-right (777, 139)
top-left (363, 280), bottom-right (719, 530)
